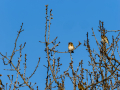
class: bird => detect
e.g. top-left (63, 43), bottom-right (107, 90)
top-left (78, 82), bottom-right (85, 90)
top-left (101, 35), bottom-right (109, 44)
top-left (68, 42), bottom-right (74, 53)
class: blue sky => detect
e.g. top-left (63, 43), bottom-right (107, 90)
top-left (0, 0), bottom-right (120, 90)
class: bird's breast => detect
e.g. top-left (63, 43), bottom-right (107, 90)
top-left (68, 46), bottom-right (74, 50)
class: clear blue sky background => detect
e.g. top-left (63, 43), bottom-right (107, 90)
top-left (0, 0), bottom-right (120, 90)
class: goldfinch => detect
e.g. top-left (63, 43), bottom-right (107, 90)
top-left (78, 82), bottom-right (84, 90)
top-left (68, 42), bottom-right (74, 53)
top-left (101, 35), bottom-right (109, 44)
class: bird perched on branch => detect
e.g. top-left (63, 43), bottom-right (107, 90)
top-left (68, 42), bottom-right (74, 53)
top-left (78, 82), bottom-right (85, 90)
top-left (101, 35), bottom-right (109, 44)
